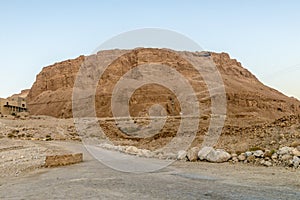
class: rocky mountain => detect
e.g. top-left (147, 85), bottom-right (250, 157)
top-left (27, 48), bottom-right (300, 124)
top-left (26, 48), bottom-right (300, 152)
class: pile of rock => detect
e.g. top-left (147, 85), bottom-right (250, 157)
top-left (98, 143), bottom-right (177, 159)
top-left (229, 146), bottom-right (300, 168)
top-left (98, 142), bottom-right (300, 169)
top-left (177, 145), bottom-right (300, 169)
top-left (177, 147), bottom-right (231, 163)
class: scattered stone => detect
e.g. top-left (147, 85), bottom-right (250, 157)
top-left (270, 140), bottom-right (276, 145)
top-left (232, 157), bottom-right (238, 163)
top-left (99, 143), bottom-right (115, 150)
top-left (177, 150), bottom-right (187, 160)
top-left (206, 149), bottom-right (231, 163)
top-left (247, 155), bottom-right (256, 162)
top-left (277, 147), bottom-right (292, 155)
top-left (245, 151), bottom-right (252, 157)
top-left (231, 153), bottom-right (237, 157)
top-left (279, 133), bottom-right (285, 139)
top-left (116, 145), bottom-right (126, 152)
top-left (271, 153), bottom-right (278, 160)
top-left (263, 161), bottom-right (272, 167)
top-left (237, 153), bottom-right (246, 161)
top-left (253, 150), bottom-right (264, 157)
top-left (198, 146), bottom-right (214, 160)
top-left (281, 154), bottom-right (292, 161)
top-left (187, 147), bottom-right (200, 162)
top-left (125, 146), bottom-right (139, 155)
top-left (140, 149), bottom-right (153, 158)
top-left (292, 156), bottom-right (300, 168)
top-left (292, 148), bottom-right (300, 157)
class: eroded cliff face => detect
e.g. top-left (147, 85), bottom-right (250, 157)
top-left (27, 48), bottom-right (300, 126)
top-left (27, 56), bottom-right (85, 118)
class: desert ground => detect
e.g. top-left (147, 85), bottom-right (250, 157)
top-left (1, 138), bottom-right (300, 200)
top-left (1, 116), bottom-right (300, 199)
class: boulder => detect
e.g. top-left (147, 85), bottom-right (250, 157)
top-left (245, 151), bottom-right (252, 157)
top-left (237, 153), bottom-right (246, 161)
top-left (198, 146), bottom-right (214, 160)
top-left (253, 150), bottom-right (264, 157)
top-left (125, 146), bottom-right (139, 155)
top-left (177, 150), bottom-right (187, 160)
top-left (292, 156), bottom-right (300, 168)
top-left (187, 147), bottom-right (200, 162)
top-left (206, 149), bottom-right (231, 163)
top-left (277, 147), bottom-right (293, 155)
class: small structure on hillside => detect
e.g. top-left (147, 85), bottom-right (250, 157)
top-left (0, 96), bottom-right (27, 116)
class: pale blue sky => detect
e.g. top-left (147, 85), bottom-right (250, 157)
top-left (1, 0), bottom-right (300, 98)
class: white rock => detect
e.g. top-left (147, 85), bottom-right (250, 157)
top-left (277, 146), bottom-right (293, 155)
top-left (99, 143), bottom-right (115, 150)
top-left (187, 147), bottom-right (200, 162)
top-left (177, 150), bottom-right (187, 160)
top-left (253, 150), bottom-right (264, 157)
top-left (198, 146), bottom-right (214, 160)
top-left (292, 156), bottom-right (300, 168)
top-left (140, 149), bottom-right (153, 158)
top-left (245, 151), bottom-right (252, 157)
top-left (263, 161), bottom-right (272, 167)
top-left (116, 145), bottom-right (125, 152)
top-left (206, 149), bottom-right (231, 163)
top-left (125, 146), bottom-right (139, 155)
